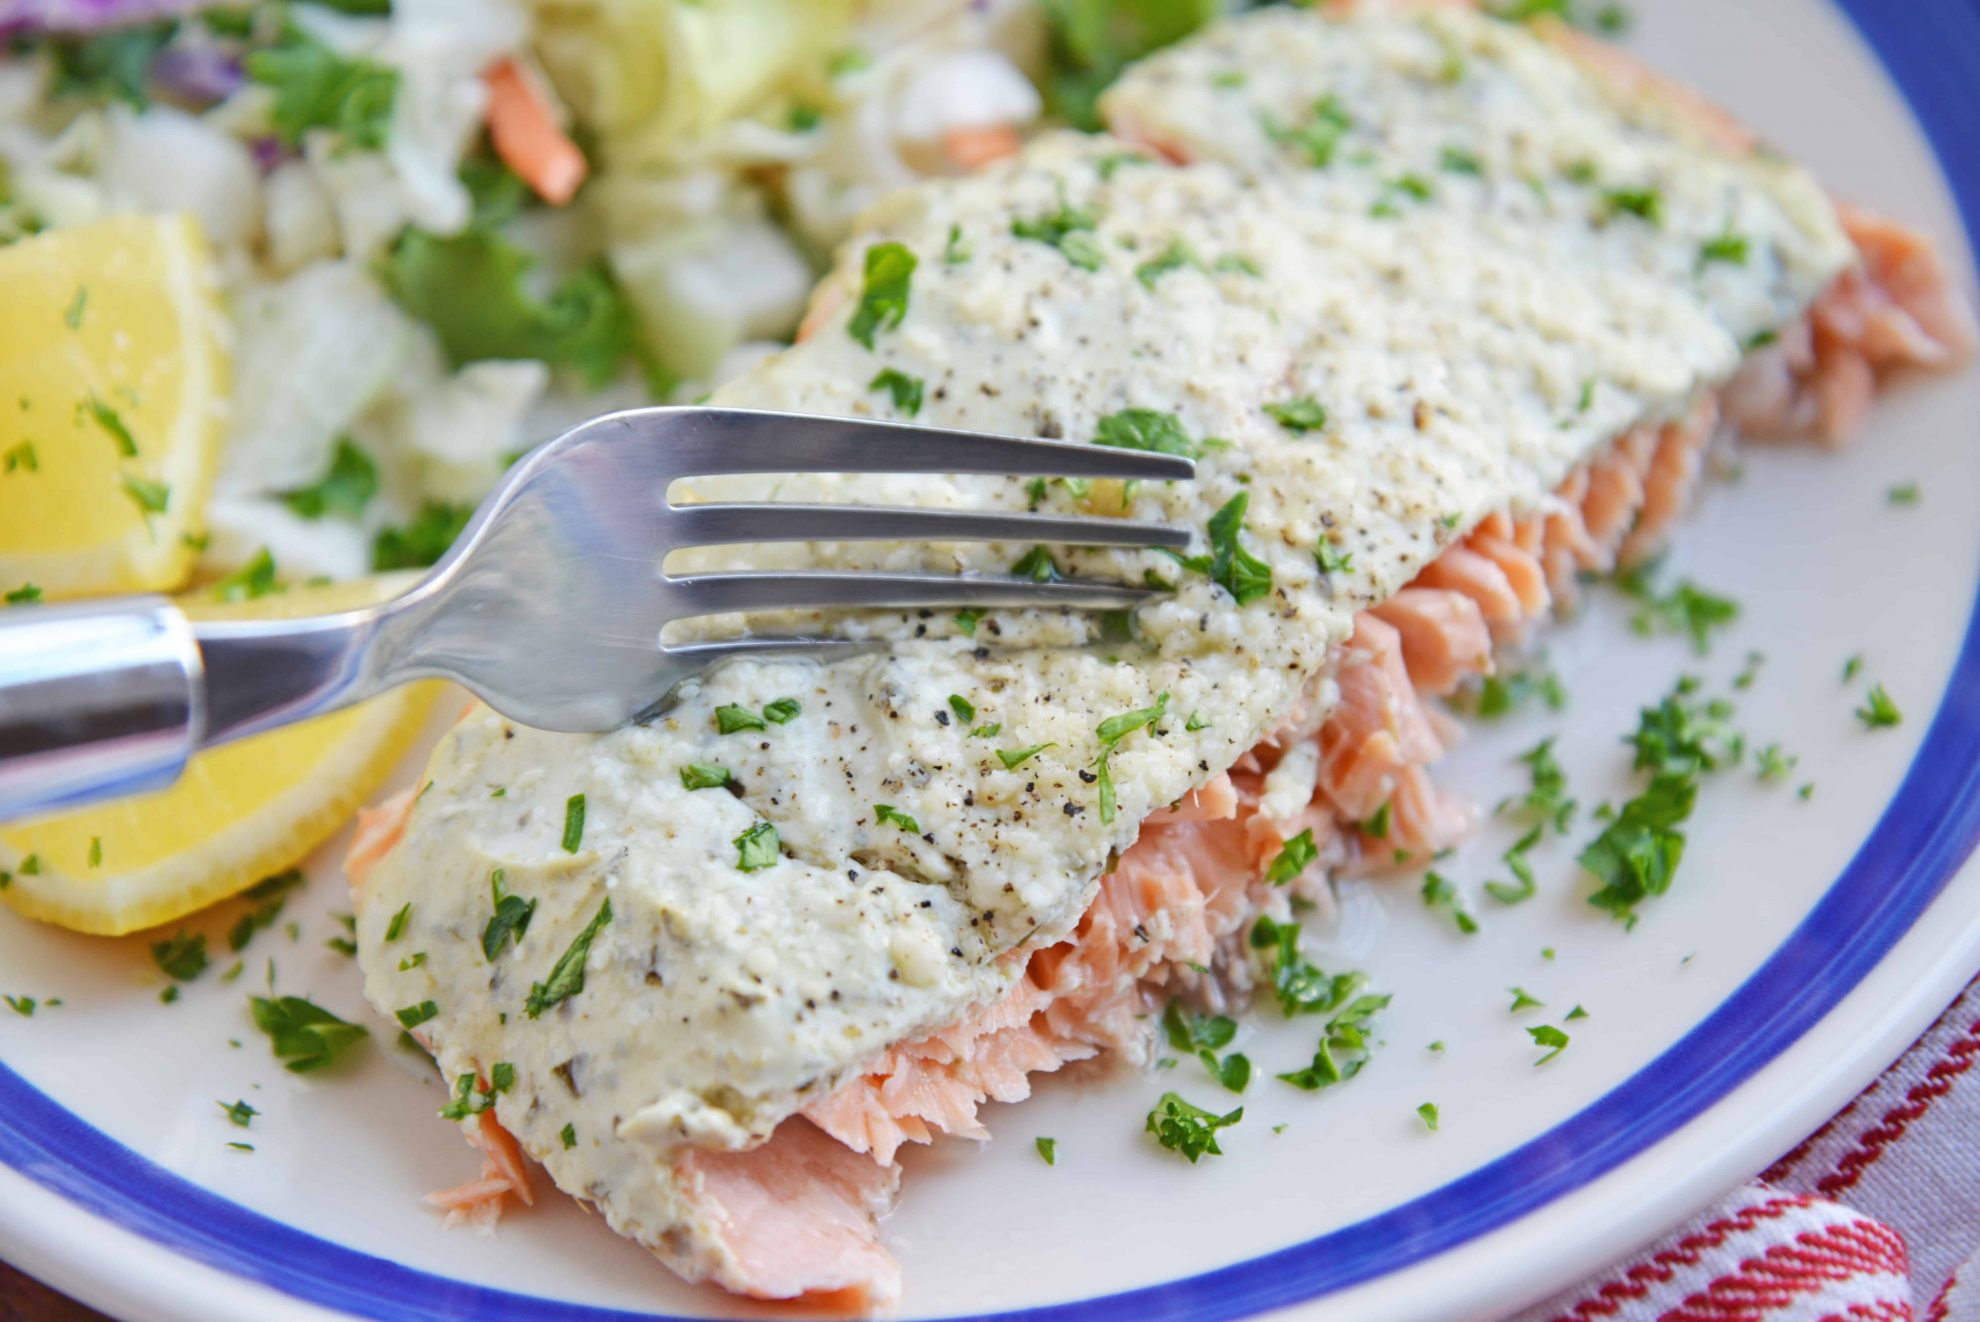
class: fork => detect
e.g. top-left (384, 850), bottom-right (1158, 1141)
top-left (0, 407), bottom-right (1194, 819)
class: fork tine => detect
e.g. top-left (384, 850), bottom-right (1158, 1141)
top-left (667, 503), bottom-right (1193, 550)
top-left (671, 571), bottom-right (1155, 616)
top-left (589, 408), bottom-right (1197, 482)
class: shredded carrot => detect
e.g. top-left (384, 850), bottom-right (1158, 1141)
top-left (482, 58), bottom-right (587, 207)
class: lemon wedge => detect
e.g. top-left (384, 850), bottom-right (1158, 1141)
top-left (0, 577), bottom-right (440, 936)
top-left (0, 214), bottom-right (226, 599)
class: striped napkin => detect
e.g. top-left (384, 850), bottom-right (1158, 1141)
top-left (1529, 976), bottom-right (1980, 1322)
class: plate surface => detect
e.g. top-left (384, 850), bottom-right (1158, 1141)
top-left (3, 2), bottom-right (1979, 1318)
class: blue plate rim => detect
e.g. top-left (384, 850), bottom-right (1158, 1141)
top-left (3, 2), bottom-right (1979, 1318)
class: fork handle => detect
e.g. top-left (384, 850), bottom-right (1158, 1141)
top-left (0, 598), bottom-right (204, 820)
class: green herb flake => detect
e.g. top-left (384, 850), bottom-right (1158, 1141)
top-left (680, 763), bottom-right (732, 791)
top-left (523, 898), bottom-right (614, 1018)
top-left (1093, 408), bottom-right (1199, 458)
top-left (1170, 492), bottom-right (1273, 606)
top-left (1843, 654), bottom-right (1864, 683)
top-left (282, 437), bottom-right (378, 521)
top-left (1145, 1091), bottom-right (1242, 1163)
top-left (86, 395), bottom-right (139, 458)
top-left (1262, 93), bottom-right (1352, 168)
top-left (1614, 564), bottom-right (1740, 653)
top-left (848, 241), bottom-right (917, 348)
top-left (250, 995), bottom-right (368, 1073)
top-left (1698, 232), bottom-right (1750, 268)
top-left (560, 793), bottom-right (586, 853)
top-left (481, 868), bottom-right (537, 961)
top-left (943, 223), bottom-right (971, 265)
top-left (1602, 187), bottom-right (1662, 225)
top-left (121, 474), bottom-right (169, 515)
top-left (371, 501), bottom-right (472, 571)
top-left (1266, 829), bottom-right (1319, 885)
top-left (874, 804), bottom-right (921, 834)
top-left (395, 1001), bottom-right (438, 1030)
top-left (213, 547), bottom-right (280, 602)
top-left (1135, 237), bottom-right (1201, 289)
top-left (152, 930), bottom-right (208, 982)
top-left (953, 609), bottom-right (980, 636)
top-left (245, 24), bottom-right (400, 151)
top-left (1856, 684), bottom-right (1902, 729)
top-left (1416, 1102), bottom-right (1440, 1131)
top-left (1486, 825), bottom-right (1544, 905)
top-left (1888, 482), bottom-right (1921, 506)
top-left (490, 1061), bottom-right (517, 1093)
top-left (1527, 1024), bottom-right (1570, 1064)
top-left (64, 286), bottom-right (88, 329)
top-left (1316, 541), bottom-right (1355, 576)
top-left (1012, 201), bottom-right (1103, 272)
top-left (1565, 1004), bottom-right (1590, 1021)
top-left (1264, 395), bottom-right (1327, 434)
top-left (715, 704), bottom-right (768, 734)
top-left (4, 995), bottom-right (35, 1017)
top-left (1440, 146), bottom-right (1483, 175)
top-left (869, 368), bottom-right (924, 417)
top-left (947, 694), bottom-right (976, 724)
top-left (997, 744), bottom-right (1054, 770)
top-left (734, 822), bottom-right (781, 873)
top-left (1012, 545), bottom-right (1063, 583)
top-left (1278, 989), bottom-right (1391, 1090)
top-left (763, 698), bottom-right (802, 725)
top-left (1185, 710), bottom-right (1209, 732)
top-left (4, 584), bottom-right (40, 606)
top-left (1421, 872), bottom-right (1479, 935)
top-left (1508, 986), bottom-right (1543, 1013)
top-left (1035, 1135), bottom-right (1057, 1165)
top-left (560, 1122), bottom-right (578, 1149)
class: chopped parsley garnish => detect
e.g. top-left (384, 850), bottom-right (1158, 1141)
top-left (87, 836), bottom-right (101, 868)
top-left (1250, 915), bottom-right (1368, 1019)
top-left (489, 1061), bottom-right (517, 1093)
top-left (1698, 232), bottom-right (1750, 267)
top-left (152, 930), bottom-right (208, 982)
top-left (1185, 710), bottom-right (1209, 732)
top-left (953, 610), bottom-right (980, 636)
top-left (1843, 654), bottom-right (1864, 683)
top-left (764, 698), bottom-right (802, 725)
top-left (1421, 872), bottom-right (1478, 935)
top-left (1092, 408), bottom-right (1199, 457)
top-left (874, 804), bottom-right (921, 833)
top-left (251, 995), bottom-right (368, 1072)
top-left (1614, 563), bottom-right (1739, 653)
top-left (1092, 691), bottom-right (1169, 824)
top-left (787, 101), bottom-right (822, 132)
top-left (213, 548), bottom-right (280, 602)
top-left (481, 868), bottom-right (538, 961)
top-left (716, 704), bottom-right (768, 734)
top-left (1213, 254), bottom-right (1262, 276)
top-left (1469, 665), bottom-right (1566, 718)
top-left (1266, 829), bottom-right (1319, 885)
top-left (848, 242), bottom-right (917, 348)
top-left (246, 24), bottom-right (400, 151)
top-left (1565, 1004), bottom-right (1590, 1022)
top-left (282, 437), bottom-right (378, 521)
top-left (734, 822), bottom-right (781, 872)
top-left (87, 395), bottom-right (139, 457)
top-left (1035, 1136), bottom-right (1057, 1165)
top-left (1264, 395), bottom-right (1327, 434)
top-left (1440, 146), bottom-right (1483, 175)
top-left (64, 286), bottom-right (87, 330)
top-left (1262, 93), bottom-right (1352, 168)
top-left (4, 995), bottom-right (35, 1017)
top-left (1145, 1091), bottom-right (1242, 1163)
top-left (1417, 1102), bottom-right (1440, 1131)
top-left (1755, 744), bottom-right (1798, 783)
top-left (1012, 202), bottom-right (1103, 272)
top-left (1361, 800), bottom-right (1393, 840)
top-left (1164, 1001), bottom-right (1236, 1053)
top-left (398, 953), bottom-right (427, 971)
top-left (1278, 987), bottom-right (1390, 1090)
top-left (228, 869), bottom-right (304, 953)
top-left (1856, 684), bottom-right (1902, 729)
top-left (1527, 1024), bottom-right (1570, 1064)
top-left (1486, 825), bottom-right (1544, 905)
top-left (1135, 238), bottom-right (1201, 289)
top-left (1888, 482), bottom-right (1921, 506)
top-left (680, 763), bottom-right (732, 791)
top-left (1096, 150), bottom-right (1153, 179)
top-left (1370, 173), bottom-right (1434, 218)
top-left (395, 1000), bottom-right (439, 1029)
top-left (372, 501), bottom-right (472, 571)
top-left (869, 368), bottom-right (924, 417)
top-left (5, 584), bottom-right (41, 605)
top-left (3, 441), bottom-right (37, 474)
top-left (1508, 986), bottom-right (1543, 1012)
top-left (1499, 736), bottom-right (1575, 833)
top-left (1581, 772), bottom-right (1695, 925)
top-left (219, 1099), bottom-right (258, 1128)
top-left (561, 1123), bottom-right (578, 1149)
top-left (971, 723), bottom-right (1003, 738)
top-left (1601, 187), bottom-right (1662, 225)
top-left (948, 694), bottom-right (976, 724)
top-left (1316, 541), bottom-right (1355, 576)
top-left (1169, 492), bottom-right (1273, 606)
top-left (560, 794), bottom-right (586, 853)
top-left (439, 1072), bottom-right (494, 1121)
top-left (121, 474), bottom-right (169, 516)
top-left (1012, 545), bottom-right (1063, 583)
top-left (523, 898), bottom-right (613, 1018)
top-left (943, 223), bottom-right (971, 265)
top-left (997, 744), bottom-right (1054, 769)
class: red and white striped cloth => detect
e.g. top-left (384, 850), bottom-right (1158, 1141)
top-left (1530, 977), bottom-right (1980, 1322)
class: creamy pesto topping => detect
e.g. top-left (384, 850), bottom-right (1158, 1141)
top-left (356, 9), bottom-right (1851, 1286)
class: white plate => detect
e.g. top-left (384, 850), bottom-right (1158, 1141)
top-left (4, 2), bottom-right (1979, 1318)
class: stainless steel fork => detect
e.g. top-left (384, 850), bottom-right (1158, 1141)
top-left (0, 407), bottom-right (1194, 818)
